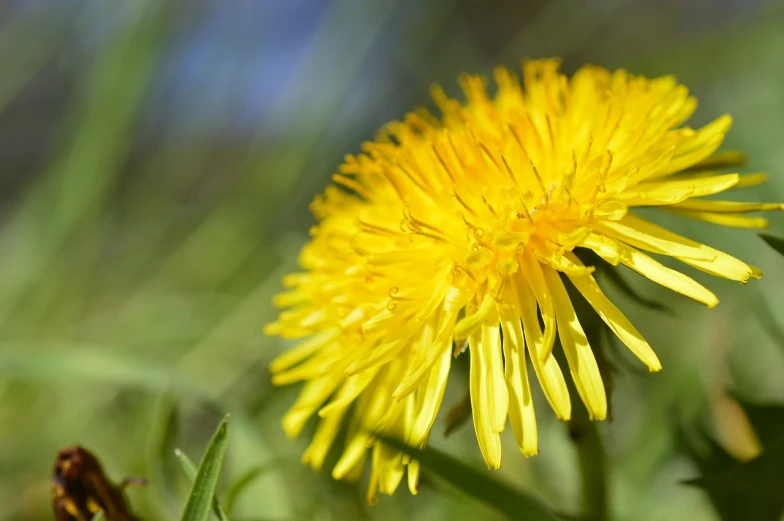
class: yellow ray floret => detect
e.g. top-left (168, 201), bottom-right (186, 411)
top-left (266, 58), bottom-right (781, 501)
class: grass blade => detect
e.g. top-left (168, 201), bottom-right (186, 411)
top-left (90, 512), bottom-right (106, 521)
top-left (0, 0), bottom-right (168, 324)
top-left (379, 435), bottom-right (561, 521)
top-left (174, 448), bottom-right (230, 521)
top-left (179, 415), bottom-right (231, 521)
top-left (760, 234), bottom-right (784, 257)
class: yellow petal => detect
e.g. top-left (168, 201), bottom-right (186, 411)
top-left (366, 465), bottom-right (379, 505)
top-left (482, 324), bottom-right (508, 433)
top-left (282, 375), bottom-right (343, 437)
top-left (520, 252), bottom-right (557, 360)
top-left (512, 272), bottom-right (571, 420)
top-left (734, 172), bottom-right (769, 189)
top-left (361, 307), bottom-right (397, 334)
top-left (664, 170), bottom-right (767, 190)
top-left (656, 115), bottom-right (733, 176)
top-left (607, 241), bottom-right (719, 308)
top-left (593, 200), bottom-right (628, 220)
top-left (406, 342), bottom-right (452, 448)
top-left (375, 424), bottom-right (407, 494)
top-left (540, 250), bottom-right (597, 276)
top-left (272, 345), bottom-right (346, 385)
top-left (302, 393), bottom-right (353, 470)
top-left (620, 173), bottom-right (739, 206)
top-left (617, 213), bottom-right (755, 282)
top-left (670, 200), bottom-right (782, 213)
top-left (272, 290), bottom-right (309, 308)
top-left (564, 252), bottom-right (662, 371)
top-left (468, 326), bottom-right (507, 469)
top-left (500, 306), bottom-right (538, 455)
top-left (668, 209), bottom-right (769, 229)
top-left (332, 366), bottom-right (402, 480)
top-left (342, 450), bottom-right (369, 483)
top-left (542, 266), bottom-right (607, 420)
top-left (393, 310), bottom-right (458, 399)
top-left (626, 147), bottom-right (675, 186)
top-left (318, 368), bottom-right (380, 417)
top-left (345, 334), bottom-right (409, 376)
top-left (682, 150), bottom-right (747, 172)
top-left (407, 460), bottom-right (420, 495)
top-left (270, 329), bottom-right (339, 373)
top-left (333, 433), bottom-right (372, 479)
top-left (596, 214), bottom-right (717, 261)
top-left (453, 291), bottom-right (495, 339)
top-left (580, 233), bottom-right (621, 265)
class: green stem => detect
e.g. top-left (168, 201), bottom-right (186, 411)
top-left (561, 278), bottom-right (613, 520)
top-left (569, 414), bottom-right (609, 520)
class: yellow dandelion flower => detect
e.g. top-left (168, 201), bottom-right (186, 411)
top-left (265, 58), bottom-right (782, 502)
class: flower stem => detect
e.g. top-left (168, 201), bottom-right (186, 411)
top-left (569, 413), bottom-right (608, 520)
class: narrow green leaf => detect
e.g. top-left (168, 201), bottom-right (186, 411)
top-left (179, 415), bottom-right (231, 521)
top-left (174, 448), bottom-right (230, 521)
top-left (684, 442), bottom-right (784, 521)
top-left (734, 397), bottom-right (784, 450)
top-left (680, 421), bottom-right (784, 521)
top-left (760, 234), bottom-right (784, 257)
top-left (379, 435), bottom-right (561, 521)
top-left (90, 511), bottom-right (106, 521)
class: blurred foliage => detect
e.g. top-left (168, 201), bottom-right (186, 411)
top-left (380, 435), bottom-right (561, 521)
top-left (682, 399), bottom-right (784, 521)
top-left (760, 234), bottom-right (784, 257)
top-left (0, 1), bottom-right (784, 521)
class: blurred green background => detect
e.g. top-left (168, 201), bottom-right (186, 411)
top-left (1, 0), bottom-right (784, 520)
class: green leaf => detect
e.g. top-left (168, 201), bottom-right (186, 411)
top-left (684, 442), bottom-right (784, 521)
top-left (760, 234), bottom-right (784, 257)
top-left (733, 396), bottom-right (784, 448)
top-left (90, 512), bottom-right (106, 521)
top-left (379, 435), bottom-right (561, 521)
top-left (681, 413), bottom-right (784, 521)
top-left (175, 448), bottom-right (230, 521)
top-left (179, 415), bottom-right (231, 521)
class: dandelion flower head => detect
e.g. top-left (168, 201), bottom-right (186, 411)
top-left (266, 59), bottom-right (782, 502)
